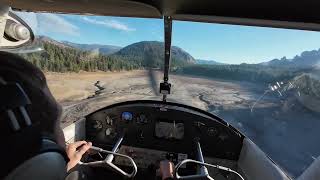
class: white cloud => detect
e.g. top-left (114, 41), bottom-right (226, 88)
top-left (14, 11), bottom-right (79, 36)
top-left (82, 17), bottom-right (135, 32)
top-left (38, 13), bottom-right (79, 35)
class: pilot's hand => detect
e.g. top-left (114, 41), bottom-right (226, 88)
top-left (160, 160), bottom-right (174, 180)
top-left (66, 141), bottom-right (92, 171)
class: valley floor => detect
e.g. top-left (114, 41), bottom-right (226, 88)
top-left (46, 70), bottom-right (320, 178)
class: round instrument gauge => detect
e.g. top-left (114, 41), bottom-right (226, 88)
top-left (105, 127), bottom-right (117, 138)
top-left (207, 127), bottom-right (219, 137)
top-left (106, 115), bottom-right (113, 125)
top-left (136, 114), bottom-right (148, 123)
top-left (121, 112), bottom-right (133, 121)
top-left (92, 120), bottom-right (103, 130)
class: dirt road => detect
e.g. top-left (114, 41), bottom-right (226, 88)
top-left (46, 70), bottom-right (320, 178)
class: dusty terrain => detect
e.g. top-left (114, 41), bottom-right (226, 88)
top-left (46, 70), bottom-right (320, 178)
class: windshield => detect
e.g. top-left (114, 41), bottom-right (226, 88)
top-left (14, 11), bottom-right (320, 178)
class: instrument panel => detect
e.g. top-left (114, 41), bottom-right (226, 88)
top-left (85, 101), bottom-right (244, 164)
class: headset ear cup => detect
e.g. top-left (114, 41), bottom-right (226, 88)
top-left (4, 152), bottom-right (67, 180)
top-left (0, 77), bottom-right (68, 179)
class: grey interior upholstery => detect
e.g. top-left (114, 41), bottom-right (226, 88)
top-left (5, 152), bottom-right (66, 180)
top-left (5, 0), bottom-right (320, 31)
top-left (238, 138), bottom-right (291, 180)
top-left (297, 156), bottom-right (320, 180)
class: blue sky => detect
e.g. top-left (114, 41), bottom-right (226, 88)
top-left (17, 12), bottom-right (320, 64)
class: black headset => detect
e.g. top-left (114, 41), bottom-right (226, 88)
top-left (0, 78), bottom-right (69, 180)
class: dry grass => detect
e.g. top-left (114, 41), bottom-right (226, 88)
top-left (45, 70), bottom-right (146, 102)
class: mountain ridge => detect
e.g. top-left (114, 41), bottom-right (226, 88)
top-left (112, 41), bottom-right (196, 67)
top-left (36, 36), bottom-right (195, 66)
top-left (62, 41), bottom-right (122, 55)
top-left (36, 36), bottom-right (320, 70)
top-left (196, 59), bottom-right (225, 65)
top-left (37, 36), bottom-right (72, 49)
top-left (260, 49), bottom-right (320, 68)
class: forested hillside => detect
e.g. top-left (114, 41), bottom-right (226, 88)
top-left (21, 37), bottom-right (194, 72)
top-left (21, 36), bottom-right (320, 85)
top-left (21, 41), bottom-right (139, 72)
top-left (112, 41), bottom-right (195, 69)
top-left (176, 64), bottom-right (311, 84)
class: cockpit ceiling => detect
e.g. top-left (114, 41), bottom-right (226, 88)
top-left (5, 0), bottom-right (320, 31)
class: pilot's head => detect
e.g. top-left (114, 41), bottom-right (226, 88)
top-left (0, 51), bottom-right (67, 179)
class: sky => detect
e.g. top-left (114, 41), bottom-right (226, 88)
top-left (16, 12), bottom-right (320, 64)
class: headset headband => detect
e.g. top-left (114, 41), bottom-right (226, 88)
top-left (0, 79), bottom-right (32, 132)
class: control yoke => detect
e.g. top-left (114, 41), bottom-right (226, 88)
top-left (175, 142), bottom-right (245, 180)
top-left (79, 135), bottom-right (137, 178)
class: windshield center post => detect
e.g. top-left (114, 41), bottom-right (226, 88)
top-left (160, 16), bottom-right (172, 102)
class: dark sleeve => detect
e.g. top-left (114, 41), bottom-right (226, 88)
top-left (164, 178), bottom-right (174, 180)
top-left (65, 165), bottom-right (93, 180)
